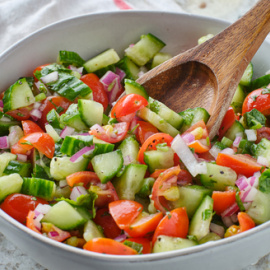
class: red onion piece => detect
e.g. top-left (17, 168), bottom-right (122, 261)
top-left (117, 112), bottom-right (136, 122)
top-left (30, 108), bottom-right (42, 121)
top-left (70, 145), bottom-right (95, 163)
top-left (245, 129), bottom-right (257, 142)
top-left (181, 133), bottom-right (195, 144)
top-left (235, 176), bottom-right (249, 190)
top-left (257, 156), bottom-right (269, 167)
top-left (115, 68), bottom-right (126, 81)
top-left (41, 71), bottom-right (59, 84)
top-left (70, 186), bottom-right (88, 201)
top-left (60, 126), bottom-right (75, 138)
top-left (35, 204), bottom-right (51, 215)
top-left (33, 213), bottom-right (43, 230)
top-left (220, 147), bottom-right (235, 155)
top-left (222, 216), bottom-right (235, 228)
top-left (171, 134), bottom-right (200, 177)
top-left (209, 145), bottom-right (221, 159)
top-left (100, 71), bottom-right (122, 104)
top-left (68, 65), bottom-right (83, 75)
top-left (221, 202), bottom-right (239, 217)
top-left (17, 154), bottom-right (28, 162)
top-left (210, 223), bottom-right (225, 238)
top-left (233, 136), bottom-right (242, 147)
top-left (114, 234), bottom-right (127, 242)
top-left (0, 100), bottom-right (3, 107)
top-left (48, 231), bottom-right (59, 237)
top-left (0, 136), bottom-right (9, 149)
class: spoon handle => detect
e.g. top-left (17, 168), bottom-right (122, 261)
top-left (194, 0), bottom-right (270, 85)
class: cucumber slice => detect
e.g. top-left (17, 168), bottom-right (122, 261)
top-left (83, 49), bottom-right (120, 73)
top-left (60, 135), bottom-right (93, 156)
top-left (137, 177), bottom-right (155, 198)
top-left (46, 109), bottom-right (62, 130)
top-left (224, 120), bottom-right (245, 141)
top-left (0, 152), bottom-right (17, 177)
top-left (153, 235), bottom-right (197, 253)
top-left (118, 136), bottom-right (139, 165)
top-left (116, 56), bottom-right (140, 80)
top-left (172, 185), bottom-right (212, 218)
top-left (200, 163), bottom-right (237, 191)
top-left (179, 107), bottom-right (210, 132)
top-left (148, 97), bottom-right (183, 129)
top-left (92, 137), bottom-right (115, 156)
top-left (198, 232), bottom-right (221, 244)
top-left (255, 138), bottom-right (270, 164)
top-left (21, 177), bottom-right (56, 201)
top-left (231, 85), bottom-right (246, 113)
top-left (125, 33), bottom-right (166, 66)
top-left (137, 107), bottom-right (179, 137)
top-left (113, 163), bottom-right (147, 200)
top-left (0, 116), bottom-right (20, 136)
top-left (39, 64), bottom-right (91, 101)
top-left (144, 148), bottom-right (174, 173)
top-left (3, 78), bottom-right (35, 112)
top-left (198, 34), bottom-right (214, 45)
top-left (239, 62), bottom-right (253, 87)
top-left (151, 52), bottom-right (172, 69)
top-left (3, 160), bottom-right (32, 177)
top-left (249, 74), bottom-right (270, 92)
top-left (32, 150), bottom-right (52, 180)
top-left (50, 156), bottom-right (88, 181)
top-left (0, 173), bottom-right (23, 201)
top-left (78, 99), bottom-right (103, 127)
top-left (57, 50), bottom-right (85, 67)
top-left (60, 104), bottom-right (88, 131)
top-left (91, 150), bottom-right (123, 184)
top-left (83, 220), bottom-right (104, 242)
top-left (246, 189), bottom-right (270, 224)
top-left (42, 201), bottom-right (87, 230)
top-left (124, 79), bottom-right (149, 100)
top-left (189, 195), bottom-right (213, 240)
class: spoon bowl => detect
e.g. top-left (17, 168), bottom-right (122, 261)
top-left (137, 0), bottom-right (270, 138)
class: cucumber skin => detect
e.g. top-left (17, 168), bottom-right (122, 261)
top-left (21, 177), bottom-right (56, 201)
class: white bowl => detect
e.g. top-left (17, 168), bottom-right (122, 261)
top-left (1, 11), bottom-right (270, 270)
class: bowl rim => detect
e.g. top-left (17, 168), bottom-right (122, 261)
top-left (0, 9), bottom-right (270, 263)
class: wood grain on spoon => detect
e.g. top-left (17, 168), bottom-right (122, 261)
top-left (136, 0), bottom-right (270, 139)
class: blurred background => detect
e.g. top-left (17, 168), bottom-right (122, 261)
top-left (0, 0), bottom-right (267, 269)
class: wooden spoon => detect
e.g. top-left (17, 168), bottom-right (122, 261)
top-left (136, 0), bottom-right (270, 139)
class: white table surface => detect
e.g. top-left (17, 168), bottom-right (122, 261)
top-left (1, 0), bottom-right (269, 269)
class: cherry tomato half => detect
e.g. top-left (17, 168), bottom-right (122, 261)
top-left (89, 122), bottom-right (130, 144)
top-left (6, 104), bottom-right (34, 121)
top-left (242, 88), bottom-right (270, 115)
top-left (137, 133), bottom-right (174, 164)
top-left (111, 94), bottom-right (148, 121)
top-left (18, 132), bottom-right (55, 159)
top-left (22, 120), bottom-right (44, 135)
top-left (37, 96), bottom-right (72, 129)
top-left (80, 73), bottom-right (109, 110)
top-left (0, 193), bottom-right (48, 224)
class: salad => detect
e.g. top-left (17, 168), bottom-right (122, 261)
top-left (0, 32), bottom-right (270, 256)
